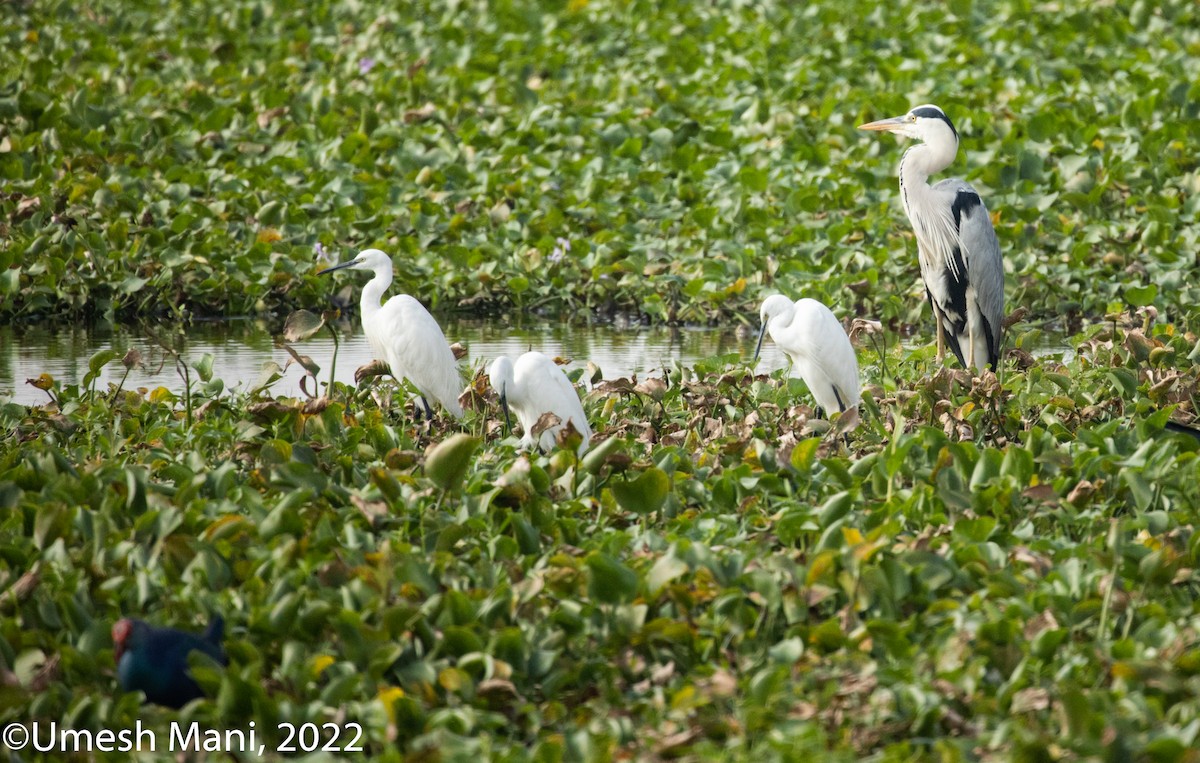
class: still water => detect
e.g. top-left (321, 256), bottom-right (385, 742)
top-left (0, 318), bottom-right (783, 405)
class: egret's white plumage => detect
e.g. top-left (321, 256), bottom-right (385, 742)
top-left (488, 352), bottom-right (591, 455)
top-left (318, 248), bottom-right (463, 419)
top-left (755, 295), bottom-right (861, 416)
top-left (860, 104), bottom-right (1005, 372)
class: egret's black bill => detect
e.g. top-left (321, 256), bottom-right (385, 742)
top-left (753, 323), bottom-right (768, 363)
top-left (317, 260), bottom-right (356, 275)
top-left (498, 389), bottom-right (512, 435)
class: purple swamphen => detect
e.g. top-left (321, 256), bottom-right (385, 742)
top-left (112, 615), bottom-right (226, 708)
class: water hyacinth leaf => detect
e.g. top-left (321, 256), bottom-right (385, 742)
top-left (283, 309), bottom-right (326, 342)
top-left (789, 438), bottom-right (821, 474)
top-left (34, 505), bottom-right (70, 550)
top-left (280, 343), bottom-right (321, 377)
top-left (257, 200), bottom-right (285, 225)
top-left (433, 522), bottom-right (469, 553)
top-left (1124, 283), bottom-right (1158, 307)
top-left (815, 518), bottom-right (848, 553)
top-left (425, 434), bottom-right (481, 493)
top-left (767, 637), bottom-right (804, 664)
top-left (118, 276), bottom-right (147, 294)
top-left (86, 349), bottom-right (120, 377)
top-left (585, 553), bottom-right (638, 605)
top-left (192, 353), bottom-right (214, 383)
top-left (251, 361), bottom-right (285, 392)
top-left (581, 437), bottom-right (623, 475)
top-left (611, 467), bottom-right (670, 515)
top-left (647, 548), bottom-right (689, 593)
top-left (512, 514), bottom-right (541, 555)
top-left (817, 492), bottom-right (853, 528)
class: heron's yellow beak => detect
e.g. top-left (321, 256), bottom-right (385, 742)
top-left (858, 116), bottom-right (907, 132)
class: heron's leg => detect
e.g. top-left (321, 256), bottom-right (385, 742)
top-left (421, 397), bottom-right (434, 421)
top-left (935, 313), bottom-right (946, 362)
top-left (969, 330), bottom-right (977, 374)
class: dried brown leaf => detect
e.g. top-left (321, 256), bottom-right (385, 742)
top-left (355, 359), bottom-right (391, 385)
top-left (1, 565), bottom-right (40, 613)
top-left (351, 495), bottom-right (389, 527)
top-left (27, 653), bottom-right (61, 693)
top-left (256, 106), bottom-right (288, 129)
top-left (1066, 479), bottom-right (1103, 507)
top-left (1010, 687), bottom-right (1050, 713)
top-left (122, 348), bottom-right (144, 370)
top-left (1023, 609), bottom-right (1061, 641)
top-left (531, 411), bottom-right (562, 439)
top-left (403, 102), bottom-right (437, 124)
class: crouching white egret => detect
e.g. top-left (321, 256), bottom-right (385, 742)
top-left (754, 295), bottom-right (861, 417)
top-left (318, 248), bottom-right (464, 419)
top-left (487, 352), bottom-right (592, 455)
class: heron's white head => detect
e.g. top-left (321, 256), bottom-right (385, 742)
top-left (859, 104), bottom-right (959, 147)
top-left (316, 248), bottom-right (392, 276)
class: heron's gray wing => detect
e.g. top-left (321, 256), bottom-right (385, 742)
top-left (953, 187), bottom-right (1005, 366)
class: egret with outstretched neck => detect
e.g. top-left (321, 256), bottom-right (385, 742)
top-left (754, 295), bottom-right (861, 418)
top-left (318, 248), bottom-right (463, 419)
top-left (488, 352), bottom-right (592, 455)
top-left (860, 104), bottom-right (1005, 372)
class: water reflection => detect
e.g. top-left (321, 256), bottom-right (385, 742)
top-left (0, 319), bottom-right (781, 405)
top-left (0, 318), bottom-right (1075, 406)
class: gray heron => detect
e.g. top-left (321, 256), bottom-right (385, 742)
top-left (859, 104), bottom-right (1005, 373)
top-left (318, 248), bottom-right (464, 419)
top-left (754, 294), bottom-right (861, 417)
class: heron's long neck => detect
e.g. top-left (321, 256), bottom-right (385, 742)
top-left (898, 141), bottom-right (956, 219)
top-left (359, 267), bottom-right (392, 322)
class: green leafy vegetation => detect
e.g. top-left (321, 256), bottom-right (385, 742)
top-left (3, 315), bottom-right (1200, 759)
top-left (4, 0), bottom-right (1200, 759)
top-left (2, 0), bottom-right (1198, 328)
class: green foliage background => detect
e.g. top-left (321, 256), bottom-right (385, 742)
top-left (2, 0), bottom-right (1198, 326)
top-left (4, 0), bottom-right (1200, 761)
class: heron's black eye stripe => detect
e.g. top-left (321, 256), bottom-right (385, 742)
top-left (910, 106), bottom-right (945, 120)
top-left (909, 106), bottom-right (958, 142)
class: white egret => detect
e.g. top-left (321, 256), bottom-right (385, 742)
top-left (487, 352), bottom-right (592, 455)
top-left (860, 104), bottom-right (1005, 372)
top-left (318, 248), bottom-right (464, 419)
top-left (754, 295), bottom-right (861, 417)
